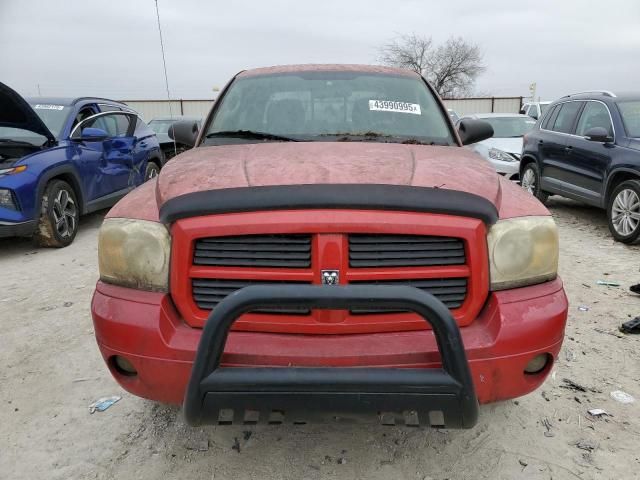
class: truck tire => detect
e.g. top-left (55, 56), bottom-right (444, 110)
top-left (607, 179), bottom-right (640, 244)
top-left (34, 179), bottom-right (79, 248)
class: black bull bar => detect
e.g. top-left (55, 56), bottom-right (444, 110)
top-left (183, 285), bottom-right (479, 428)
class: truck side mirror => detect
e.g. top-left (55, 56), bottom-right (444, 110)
top-left (168, 120), bottom-right (199, 147)
top-left (457, 119), bottom-right (494, 145)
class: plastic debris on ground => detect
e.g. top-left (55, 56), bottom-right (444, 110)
top-left (89, 396), bottom-right (121, 414)
top-left (610, 390), bottom-right (635, 404)
top-left (587, 408), bottom-right (609, 418)
top-left (620, 316), bottom-right (640, 334)
top-left (596, 280), bottom-right (621, 287)
top-left (577, 305), bottom-right (589, 312)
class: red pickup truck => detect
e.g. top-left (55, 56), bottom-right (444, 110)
top-left (91, 64), bottom-right (568, 428)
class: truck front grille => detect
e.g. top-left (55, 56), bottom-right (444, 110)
top-left (192, 279), bottom-right (310, 314)
top-left (350, 278), bottom-right (467, 311)
top-left (194, 234), bottom-right (312, 268)
top-left (348, 234), bottom-right (465, 267)
top-left (172, 211), bottom-right (487, 332)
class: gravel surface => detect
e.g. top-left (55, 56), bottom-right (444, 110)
top-left (1, 198), bottom-right (639, 480)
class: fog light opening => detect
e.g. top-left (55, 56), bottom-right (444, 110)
top-left (524, 353), bottom-right (552, 375)
top-left (111, 355), bottom-right (138, 377)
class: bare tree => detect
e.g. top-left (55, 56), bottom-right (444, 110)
top-left (378, 33), bottom-right (432, 76)
top-left (378, 34), bottom-right (485, 98)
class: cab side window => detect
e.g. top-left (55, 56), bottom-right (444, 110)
top-left (575, 101), bottom-right (613, 137)
top-left (71, 106), bottom-right (97, 131)
top-left (528, 105), bottom-right (539, 120)
top-left (552, 102), bottom-right (584, 134)
top-left (134, 117), bottom-right (154, 137)
top-left (72, 113), bottom-right (134, 139)
top-left (541, 105), bottom-right (559, 130)
top-left (99, 114), bottom-right (133, 137)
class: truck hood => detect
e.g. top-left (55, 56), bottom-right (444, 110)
top-left (156, 142), bottom-right (501, 208)
top-left (0, 82), bottom-right (56, 143)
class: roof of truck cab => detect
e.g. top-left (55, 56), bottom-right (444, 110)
top-left (237, 64), bottom-right (419, 78)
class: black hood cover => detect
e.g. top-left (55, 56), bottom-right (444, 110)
top-left (0, 81), bottom-right (56, 142)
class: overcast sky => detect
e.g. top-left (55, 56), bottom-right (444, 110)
top-left (2, 0), bottom-right (639, 102)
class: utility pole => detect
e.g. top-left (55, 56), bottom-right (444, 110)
top-left (37, 84), bottom-right (41, 96)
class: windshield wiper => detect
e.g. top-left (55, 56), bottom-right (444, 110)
top-left (320, 133), bottom-right (448, 146)
top-left (320, 132), bottom-right (389, 139)
top-left (205, 130), bottom-right (299, 142)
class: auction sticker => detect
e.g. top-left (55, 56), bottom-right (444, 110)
top-left (34, 104), bottom-right (64, 110)
top-left (369, 100), bottom-right (421, 115)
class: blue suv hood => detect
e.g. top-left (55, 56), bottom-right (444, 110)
top-left (0, 82), bottom-right (56, 143)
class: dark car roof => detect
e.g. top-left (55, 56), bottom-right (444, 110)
top-left (238, 64), bottom-right (418, 79)
top-left (609, 92), bottom-right (640, 102)
top-left (24, 96), bottom-right (128, 107)
top-left (556, 91), bottom-right (640, 103)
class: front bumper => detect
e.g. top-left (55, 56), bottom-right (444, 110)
top-left (489, 158), bottom-right (520, 181)
top-left (0, 219), bottom-right (36, 238)
top-left (92, 278), bottom-right (568, 424)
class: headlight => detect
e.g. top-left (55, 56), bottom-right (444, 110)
top-left (0, 165), bottom-right (27, 176)
top-left (487, 216), bottom-right (558, 290)
top-left (0, 189), bottom-right (17, 210)
top-left (488, 148), bottom-right (517, 162)
top-left (98, 218), bottom-right (170, 292)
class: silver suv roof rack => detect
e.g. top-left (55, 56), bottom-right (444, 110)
top-left (561, 90), bottom-right (616, 99)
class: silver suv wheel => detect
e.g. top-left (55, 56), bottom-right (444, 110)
top-left (521, 168), bottom-right (536, 194)
top-left (611, 188), bottom-right (640, 236)
top-left (52, 188), bottom-right (77, 239)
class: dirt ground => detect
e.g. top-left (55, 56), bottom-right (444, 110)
top-left (1, 197), bottom-right (639, 480)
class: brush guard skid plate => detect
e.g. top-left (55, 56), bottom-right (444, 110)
top-left (183, 285), bottom-right (479, 428)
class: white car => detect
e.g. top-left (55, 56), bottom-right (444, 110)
top-left (521, 101), bottom-right (551, 120)
top-left (458, 113), bottom-right (537, 181)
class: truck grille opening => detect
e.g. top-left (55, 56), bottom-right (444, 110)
top-left (192, 279), bottom-right (311, 314)
top-left (349, 278), bottom-right (467, 312)
top-left (175, 212), bottom-right (486, 331)
top-left (348, 234), bottom-right (466, 267)
top-left (193, 234), bottom-right (312, 268)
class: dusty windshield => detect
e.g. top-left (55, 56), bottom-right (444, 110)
top-left (204, 71), bottom-right (454, 145)
top-left (0, 103), bottom-right (69, 145)
top-left (30, 103), bottom-right (70, 138)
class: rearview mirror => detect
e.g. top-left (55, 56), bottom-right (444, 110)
top-left (584, 127), bottom-right (613, 143)
top-left (77, 127), bottom-right (109, 142)
top-left (457, 119), bottom-right (494, 145)
top-left (168, 120), bottom-right (199, 147)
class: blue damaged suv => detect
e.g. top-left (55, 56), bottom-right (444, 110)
top-left (520, 90), bottom-right (640, 243)
top-left (0, 82), bottom-right (163, 247)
